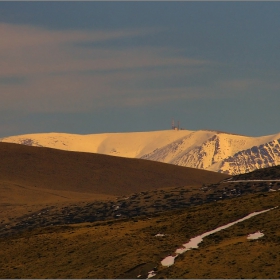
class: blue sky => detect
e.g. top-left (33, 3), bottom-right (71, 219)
top-left (0, 2), bottom-right (279, 137)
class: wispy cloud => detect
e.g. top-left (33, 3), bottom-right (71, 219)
top-left (215, 78), bottom-right (280, 100)
top-left (0, 23), bottom-right (214, 113)
top-left (0, 28), bottom-right (209, 76)
top-left (0, 23), bottom-right (158, 77)
top-left (0, 23), bottom-right (148, 50)
top-left (217, 79), bottom-right (262, 92)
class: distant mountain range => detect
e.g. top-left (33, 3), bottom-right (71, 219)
top-left (1, 129), bottom-right (280, 175)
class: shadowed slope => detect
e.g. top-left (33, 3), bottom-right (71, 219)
top-left (0, 142), bottom-right (228, 196)
top-left (226, 164), bottom-right (280, 181)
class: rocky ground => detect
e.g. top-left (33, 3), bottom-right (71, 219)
top-left (1, 178), bottom-right (279, 238)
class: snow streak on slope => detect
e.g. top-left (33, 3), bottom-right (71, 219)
top-left (2, 130), bottom-right (280, 175)
top-left (160, 206), bottom-right (277, 268)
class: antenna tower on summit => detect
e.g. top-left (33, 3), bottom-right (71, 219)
top-left (172, 119), bottom-right (175, 130)
top-left (172, 119), bottom-right (181, 130)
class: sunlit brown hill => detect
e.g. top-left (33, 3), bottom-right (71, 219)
top-left (0, 142), bottom-right (228, 196)
top-left (2, 142), bottom-right (280, 279)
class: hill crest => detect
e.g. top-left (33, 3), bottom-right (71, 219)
top-left (2, 129), bottom-right (280, 175)
top-left (0, 141), bottom-right (227, 196)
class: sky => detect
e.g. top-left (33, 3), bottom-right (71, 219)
top-left (0, 2), bottom-right (280, 138)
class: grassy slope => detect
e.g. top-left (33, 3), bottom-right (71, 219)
top-left (0, 142), bottom-right (228, 195)
top-left (0, 191), bottom-right (279, 279)
top-left (0, 142), bottom-right (228, 222)
top-left (3, 143), bottom-right (280, 278)
top-left (0, 181), bottom-right (115, 226)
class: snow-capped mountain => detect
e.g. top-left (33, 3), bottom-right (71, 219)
top-left (1, 130), bottom-right (280, 175)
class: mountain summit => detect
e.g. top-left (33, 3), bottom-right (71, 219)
top-left (1, 129), bottom-right (280, 175)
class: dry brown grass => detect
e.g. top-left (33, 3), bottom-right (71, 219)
top-left (0, 142), bottom-right (228, 195)
top-left (0, 180), bottom-right (114, 225)
top-left (0, 191), bottom-right (279, 279)
top-left (6, 143), bottom-right (278, 278)
top-left (0, 143), bottom-right (228, 195)
top-left (0, 142), bottom-right (228, 224)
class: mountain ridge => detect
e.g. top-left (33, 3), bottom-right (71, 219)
top-left (1, 129), bottom-right (280, 175)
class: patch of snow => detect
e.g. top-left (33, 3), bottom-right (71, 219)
top-left (147, 270), bottom-right (156, 279)
top-left (225, 180), bottom-right (280, 183)
top-left (247, 231), bottom-right (264, 240)
top-left (175, 236), bottom-right (203, 254)
top-left (161, 255), bottom-right (177, 267)
top-left (161, 206), bottom-right (277, 267)
top-left (155, 233), bottom-right (165, 237)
